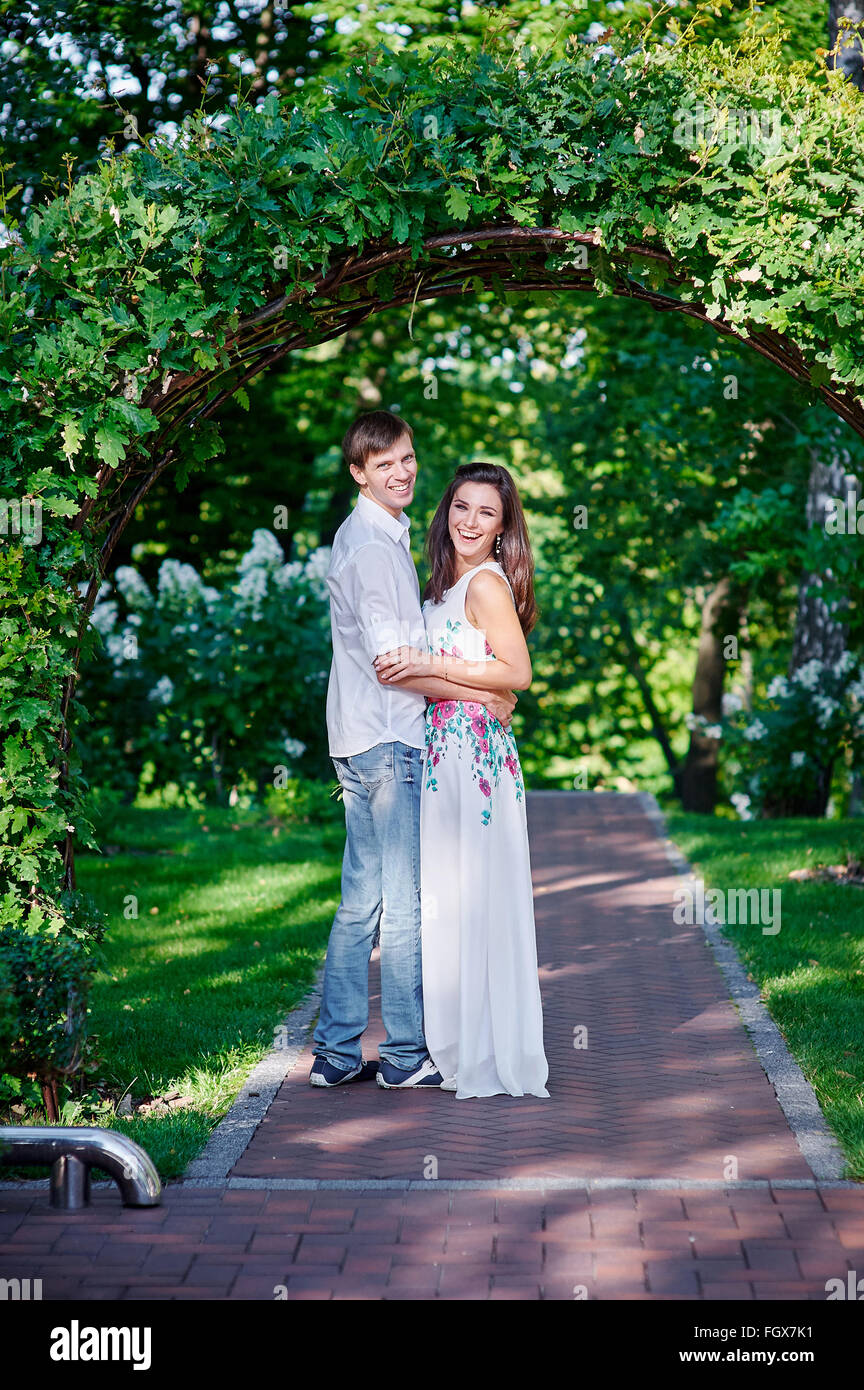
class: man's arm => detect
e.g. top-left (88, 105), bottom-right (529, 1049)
top-left (345, 540), bottom-right (418, 663)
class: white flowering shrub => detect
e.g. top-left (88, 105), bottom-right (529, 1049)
top-left (690, 651), bottom-right (864, 817)
top-left (74, 532), bottom-right (332, 802)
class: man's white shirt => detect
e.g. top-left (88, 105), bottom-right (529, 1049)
top-left (325, 492), bottom-right (428, 758)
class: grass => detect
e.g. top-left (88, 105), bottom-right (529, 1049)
top-left (2, 802), bottom-right (344, 1180)
top-left (665, 810), bottom-right (864, 1179)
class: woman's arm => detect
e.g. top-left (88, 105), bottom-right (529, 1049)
top-left (383, 672), bottom-right (517, 728)
top-left (374, 570), bottom-right (532, 692)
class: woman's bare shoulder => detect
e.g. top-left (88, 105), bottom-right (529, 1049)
top-left (465, 566), bottom-right (513, 621)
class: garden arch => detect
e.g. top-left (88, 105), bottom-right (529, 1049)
top-left (2, 20), bottom-right (864, 941)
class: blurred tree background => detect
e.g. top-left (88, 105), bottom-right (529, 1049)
top-left (4, 0), bottom-right (863, 814)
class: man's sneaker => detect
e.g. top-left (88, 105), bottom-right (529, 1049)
top-left (376, 1058), bottom-right (444, 1089)
top-left (309, 1057), bottom-right (378, 1087)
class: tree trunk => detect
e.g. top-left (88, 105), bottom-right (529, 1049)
top-left (829, 1), bottom-right (864, 89)
top-left (40, 1077), bottom-right (60, 1123)
top-left (680, 577), bottom-right (741, 813)
top-left (782, 415), bottom-right (861, 818)
top-left (773, 14), bottom-right (864, 813)
top-left (788, 448), bottom-right (859, 674)
top-left (737, 608), bottom-right (753, 710)
top-left (781, 449), bottom-right (859, 817)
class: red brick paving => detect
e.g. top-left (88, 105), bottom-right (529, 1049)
top-left (2, 791), bottom-right (862, 1301)
top-left (1, 1185), bottom-right (862, 1299)
top-left (235, 792), bottom-right (813, 1182)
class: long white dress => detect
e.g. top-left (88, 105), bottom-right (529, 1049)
top-left (420, 559), bottom-right (549, 1099)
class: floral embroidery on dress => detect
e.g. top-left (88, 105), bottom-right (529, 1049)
top-left (423, 614), bottom-right (524, 826)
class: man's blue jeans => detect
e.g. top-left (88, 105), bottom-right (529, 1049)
top-left (313, 740), bottom-right (427, 1073)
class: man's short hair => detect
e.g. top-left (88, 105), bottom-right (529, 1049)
top-left (342, 410), bottom-right (413, 475)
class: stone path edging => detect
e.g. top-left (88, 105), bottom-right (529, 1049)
top-left (181, 975), bottom-right (325, 1182)
top-left (637, 791), bottom-right (848, 1182)
top-left (181, 1176), bottom-right (859, 1191)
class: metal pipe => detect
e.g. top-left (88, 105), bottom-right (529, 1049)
top-left (0, 1127), bottom-right (161, 1210)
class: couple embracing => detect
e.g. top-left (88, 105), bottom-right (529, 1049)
top-left (309, 410), bottom-right (549, 1100)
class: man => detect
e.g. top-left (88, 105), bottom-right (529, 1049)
top-left (310, 410), bottom-right (517, 1088)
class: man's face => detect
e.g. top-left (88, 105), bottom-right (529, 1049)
top-left (350, 431), bottom-right (418, 517)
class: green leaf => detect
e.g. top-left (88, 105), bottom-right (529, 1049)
top-left (61, 421), bottom-right (84, 459)
top-left (42, 495), bottom-right (81, 518)
top-left (391, 206), bottom-right (410, 243)
top-left (445, 184), bottom-right (470, 222)
top-left (95, 425), bottom-right (127, 468)
top-left (808, 362), bottom-right (831, 389)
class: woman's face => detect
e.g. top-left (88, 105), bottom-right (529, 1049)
top-left (447, 481), bottom-right (503, 565)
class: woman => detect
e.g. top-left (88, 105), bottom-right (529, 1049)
top-left (374, 462), bottom-right (549, 1099)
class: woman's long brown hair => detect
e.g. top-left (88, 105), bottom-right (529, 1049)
top-left (422, 462), bottom-right (538, 635)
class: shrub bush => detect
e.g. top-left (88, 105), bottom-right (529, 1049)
top-left (692, 652), bottom-right (864, 817)
top-left (0, 889), bottom-right (106, 1118)
top-left (75, 531), bottom-right (333, 803)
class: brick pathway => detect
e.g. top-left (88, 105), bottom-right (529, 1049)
top-left (236, 792), bottom-right (812, 1183)
top-left (1, 1184), bottom-right (862, 1300)
top-left (2, 791), bottom-right (862, 1300)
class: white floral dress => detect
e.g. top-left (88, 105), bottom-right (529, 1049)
top-left (420, 559), bottom-right (549, 1099)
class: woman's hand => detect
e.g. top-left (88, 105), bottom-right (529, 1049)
top-left (374, 646), bottom-right (433, 682)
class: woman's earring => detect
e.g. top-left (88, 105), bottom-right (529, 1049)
top-left (494, 533), bottom-right (502, 556)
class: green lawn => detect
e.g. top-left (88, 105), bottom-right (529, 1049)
top-left (664, 810), bottom-right (864, 1179)
top-left (2, 804), bottom-right (343, 1180)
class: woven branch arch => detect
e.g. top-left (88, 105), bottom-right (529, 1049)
top-left (82, 221), bottom-right (864, 613)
